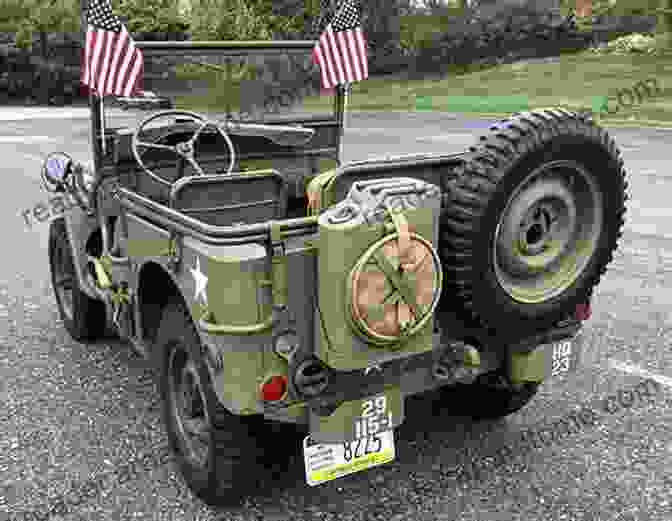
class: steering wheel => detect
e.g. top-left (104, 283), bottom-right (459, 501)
top-left (131, 110), bottom-right (236, 186)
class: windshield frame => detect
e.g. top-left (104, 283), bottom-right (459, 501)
top-left (87, 40), bottom-right (345, 171)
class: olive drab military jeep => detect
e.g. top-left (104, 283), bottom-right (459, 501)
top-left (43, 38), bottom-right (628, 506)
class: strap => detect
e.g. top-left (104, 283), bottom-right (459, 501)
top-left (385, 201), bottom-right (411, 262)
top-left (269, 221), bottom-right (288, 308)
top-left (306, 169), bottom-right (337, 214)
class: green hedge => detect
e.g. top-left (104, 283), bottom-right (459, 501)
top-left (558, 0), bottom-right (663, 18)
top-left (173, 0), bottom-right (321, 41)
top-left (400, 11), bottom-right (463, 52)
top-left (0, 0), bottom-right (320, 45)
top-left (0, 45), bottom-right (83, 105)
top-left (116, 0), bottom-right (189, 34)
top-left (0, 0), bottom-right (79, 49)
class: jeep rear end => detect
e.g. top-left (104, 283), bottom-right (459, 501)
top-left (45, 31), bottom-right (625, 505)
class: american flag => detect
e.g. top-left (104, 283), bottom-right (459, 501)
top-left (311, 0), bottom-right (336, 38)
top-left (81, 0), bottom-right (143, 97)
top-left (312, 0), bottom-right (368, 90)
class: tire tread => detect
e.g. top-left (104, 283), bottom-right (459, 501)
top-left (439, 109), bottom-right (628, 333)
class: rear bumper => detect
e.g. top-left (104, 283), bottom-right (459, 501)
top-left (204, 316), bottom-right (585, 435)
top-left (301, 322), bottom-right (585, 443)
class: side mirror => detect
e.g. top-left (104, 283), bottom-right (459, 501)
top-left (41, 152), bottom-right (73, 193)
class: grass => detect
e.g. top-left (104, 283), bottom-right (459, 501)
top-left (297, 34), bottom-right (672, 128)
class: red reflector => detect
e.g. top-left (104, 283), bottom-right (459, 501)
top-left (575, 302), bottom-right (591, 321)
top-left (261, 375), bottom-right (287, 402)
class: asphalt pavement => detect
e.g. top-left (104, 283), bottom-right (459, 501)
top-left (0, 107), bottom-right (670, 521)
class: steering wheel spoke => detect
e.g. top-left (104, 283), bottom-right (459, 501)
top-left (131, 110), bottom-right (236, 188)
top-left (186, 155), bottom-right (206, 176)
top-left (188, 120), bottom-right (210, 147)
top-left (135, 141), bottom-right (178, 154)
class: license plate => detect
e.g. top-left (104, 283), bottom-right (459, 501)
top-left (308, 387), bottom-right (404, 443)
top-left (303, 431), bottom-right (396, 486)
top-left (546, 335), bottom-right (582, 378)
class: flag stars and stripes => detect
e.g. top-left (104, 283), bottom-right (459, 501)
top-left (81, 0), bottom-right (143, 98)
top-left (312, 0), bottom-right (368, 90)
top-left (311, 0), bottom-right (336, 37)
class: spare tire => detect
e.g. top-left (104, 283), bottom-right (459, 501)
top-left (439, 109), bottom-right (627, 335)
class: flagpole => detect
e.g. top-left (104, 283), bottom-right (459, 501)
top-left (99, 95), bottom-right (106, 155)
top-left (81, 0), bottom-right (103, 172)
top-left (337, 81), bottom-right (351, 162)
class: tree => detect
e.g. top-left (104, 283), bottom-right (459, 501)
top-left (364, 0), bottom-right (403, 50)
top-left (0, 0), bottom-right (80, 56)
top-left (115, 0), bottom-right (189, 34)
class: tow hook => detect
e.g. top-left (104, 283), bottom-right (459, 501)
top-left (433, 341), bottom-right (481, 383)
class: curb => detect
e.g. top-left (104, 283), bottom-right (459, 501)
top-left (408, 109), bottom-right (672, 129)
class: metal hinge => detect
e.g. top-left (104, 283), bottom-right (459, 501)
top-left (164, 232), bottom-right (182, 272)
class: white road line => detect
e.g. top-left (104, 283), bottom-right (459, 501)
top-left (0, 136), bottom-right (56, 144)
top-left (347, 127), bottom-right (406, 134)
top-left (0, 108), bottom-right (91, 120)
top-left (416, 133), bottom-right (478, 142)
top-left (22, 153), bottom-right (45, 163)
top-left (608, 359), bottom-right (672, 389)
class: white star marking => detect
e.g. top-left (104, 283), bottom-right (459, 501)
top-left (190, 256), bottom-right (208, 306)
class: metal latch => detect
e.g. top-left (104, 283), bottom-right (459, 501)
top-left (269, 221), bottom-right (286, 257)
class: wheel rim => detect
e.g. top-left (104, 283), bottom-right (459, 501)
top-left (52, 235), bottom-right (75, 321)
top-left (493, 160), bottom-right (603, 304)
top-left (168, 344), bottom-right (212, 468)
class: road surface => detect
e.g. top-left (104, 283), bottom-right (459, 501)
top-left (0, 107), bottom-right (670, 521)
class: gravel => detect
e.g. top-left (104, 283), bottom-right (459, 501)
top-left (1, 116), bottom-right (670, 521)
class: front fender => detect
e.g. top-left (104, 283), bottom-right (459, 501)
top-left (60, 209), bottom-right (100, 300)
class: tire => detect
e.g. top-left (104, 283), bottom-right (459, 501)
top-left (48, 219), bottom-right (107, 341)
top-left (156, 300), bottom-right (264, 507)
top-left (440, 373), bottom-right (540, 420)
top-left (439, 109), bottom-right (627, 335)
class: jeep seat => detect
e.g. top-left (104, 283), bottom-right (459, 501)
top-left (168, 169), bottom-right (288, 226)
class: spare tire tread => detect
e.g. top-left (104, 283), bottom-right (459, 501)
top-left (439, 108), bottom-right (627, 334)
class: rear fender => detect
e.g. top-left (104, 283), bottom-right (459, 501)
top-left (149, 238), bottom-right (272, 416)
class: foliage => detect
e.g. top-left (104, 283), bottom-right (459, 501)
top-left (597, 0), bottom-right (661, 17)
top-left (0, 0), bottom-right (80, 49)
top-left (589, 30), bottom-right (672, 55)
top-left (561, 0), bottom-right (672, 48)
top-left (399, 12), bottom-right (458, 52)
top-left (115, 0), bottom-right (189, 34)
top-left (589, 32), bottom-right (658, 54)
top-left (556, 0), bottom-right (659, 20)
top-left (253, 0), bottom-right (322, 38)
top-left (181, 0), bottom-right (323, 41)
top-left (186, 0), bottom-right (272, 41)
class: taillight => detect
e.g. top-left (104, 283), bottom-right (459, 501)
top-left (260, 375), bottom-right (288, 402)
top-left (575, 302), bottom-right (591, 321)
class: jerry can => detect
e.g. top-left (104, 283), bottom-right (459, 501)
top-left (315, 177), bottom-right (444, 371)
